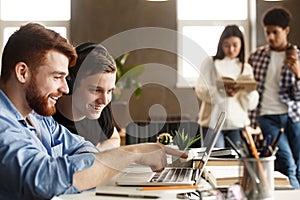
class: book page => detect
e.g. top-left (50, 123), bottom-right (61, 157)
top-left (236, 74), bottom-right (253, 81)
top-left (218, 75), bottom-right (258, 92)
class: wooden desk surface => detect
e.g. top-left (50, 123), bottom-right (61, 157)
top-left (53, 178), bottom-right (211, 200)
top-left (53, 189), bottom-right (300, 200)
top-left (53, 156), bottom-right (297, 200)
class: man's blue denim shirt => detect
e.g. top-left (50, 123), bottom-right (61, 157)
top-left (0, 89), bottom-right (99, 200)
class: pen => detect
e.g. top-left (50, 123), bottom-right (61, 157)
top-left (263, 128), bottom-right (284, 157)
top-left (262, 134), bottom-right (272, 157)
top-left (96, 192), bottom-right (160, 199)
top-left (243, 127), bottom-right (271, 191)
top-left (225, 136), bottom-right (260, 184)
top-left (240, 130), bottom-right (251, 157)
top-left (225, 136), bottom-right (241, 157)
top-left (138, 185), bottom-right (198, 191)
top-left (243, 127), bottom-right (259, 159)
top-left (271, 146), bottom-right (279, 156)
top-left (271, 128), bottom-right (284, 150)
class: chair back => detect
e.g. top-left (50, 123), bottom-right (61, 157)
top-left (125, 121), bottom-right (201, 148)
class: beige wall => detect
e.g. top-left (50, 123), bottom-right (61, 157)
top-left (70, 0), bottom-right (300, 128)
top-left (70, 0), bottom-right (200, 128)
top-left (71, 0), bottom-right (177, 44)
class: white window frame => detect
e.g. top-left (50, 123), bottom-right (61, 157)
top-left (176, 0), bottom-right (256, 88)
top-left (0, 0), bottom-right (71, 67)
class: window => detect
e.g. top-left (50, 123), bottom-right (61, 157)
top-left (177, 0), bottom-right (255, 87)
top-left (0, 0), bottom-right (70, 59)
top-left (0, 0), bottom-right (70, 21)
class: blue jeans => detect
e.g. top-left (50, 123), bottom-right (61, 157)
top-left (202, 127), bottom-right (243, 148)
top-left (258, 114), bottom-right (300, 189)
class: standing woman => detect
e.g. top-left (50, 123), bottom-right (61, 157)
top-left (195, 25), bottom-right (259, 148)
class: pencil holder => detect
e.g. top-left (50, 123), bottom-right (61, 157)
top-left (239, 156), bottom-right (275, 200)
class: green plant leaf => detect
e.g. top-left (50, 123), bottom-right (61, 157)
top-left (119, 52), bottom-right (129, 66)
top-left (113, 52), bottom-right (144, 99)
top-left (171, 128), bottom-right (201, 150)
top-left (134, 85), bottom-right (142, 99)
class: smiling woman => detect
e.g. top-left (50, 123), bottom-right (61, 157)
top-left (177, 0), bottom-right (251, 87)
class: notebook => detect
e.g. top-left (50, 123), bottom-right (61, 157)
top-left (114, 111), bottom-right (226, 186)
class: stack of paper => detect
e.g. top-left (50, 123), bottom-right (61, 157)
top-left (203, 165), bottom-right (292, 190)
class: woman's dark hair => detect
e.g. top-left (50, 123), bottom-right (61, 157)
top-left (213, 25), bottom-right (245, 74)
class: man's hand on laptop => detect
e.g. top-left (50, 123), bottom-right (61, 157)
top-left (130, 143), bottom-right (188, 172)
top-left (73, 143), bottom-right (189, 190)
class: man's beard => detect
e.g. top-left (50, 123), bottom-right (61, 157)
top-left (25, 77), bottom-right (57, 116)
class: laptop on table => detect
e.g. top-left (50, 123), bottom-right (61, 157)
top-left (113, 111), bottom-right (226, 187)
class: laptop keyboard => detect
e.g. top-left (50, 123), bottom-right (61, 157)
top-left (150, 168), bottom-right (196, 183)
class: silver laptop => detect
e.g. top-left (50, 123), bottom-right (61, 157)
top-left (114, 111), bottom-right (226, 186)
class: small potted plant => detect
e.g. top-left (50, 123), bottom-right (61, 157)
top-left (171, 129), bottom-right (201, 151)
top-left (157, 129), bottom-right (201, 167)
top-left (157, 129), bottom-right (201, 150)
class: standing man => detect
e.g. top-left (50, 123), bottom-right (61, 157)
top-left (248, 6), bottom-right (300, 189)
top-left (0, 23), bottom-right (186, 200)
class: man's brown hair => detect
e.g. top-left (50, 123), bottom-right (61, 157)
top-left (0, 22), bottom-right (77, 82)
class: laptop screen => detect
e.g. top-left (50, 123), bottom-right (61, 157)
top-left (193, 111), bottom-right (226, 184)
top-left (113, 111), bottom-right (226, 187)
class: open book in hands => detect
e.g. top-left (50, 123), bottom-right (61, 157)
top-left (217, 74), bottom-right (258, 92)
